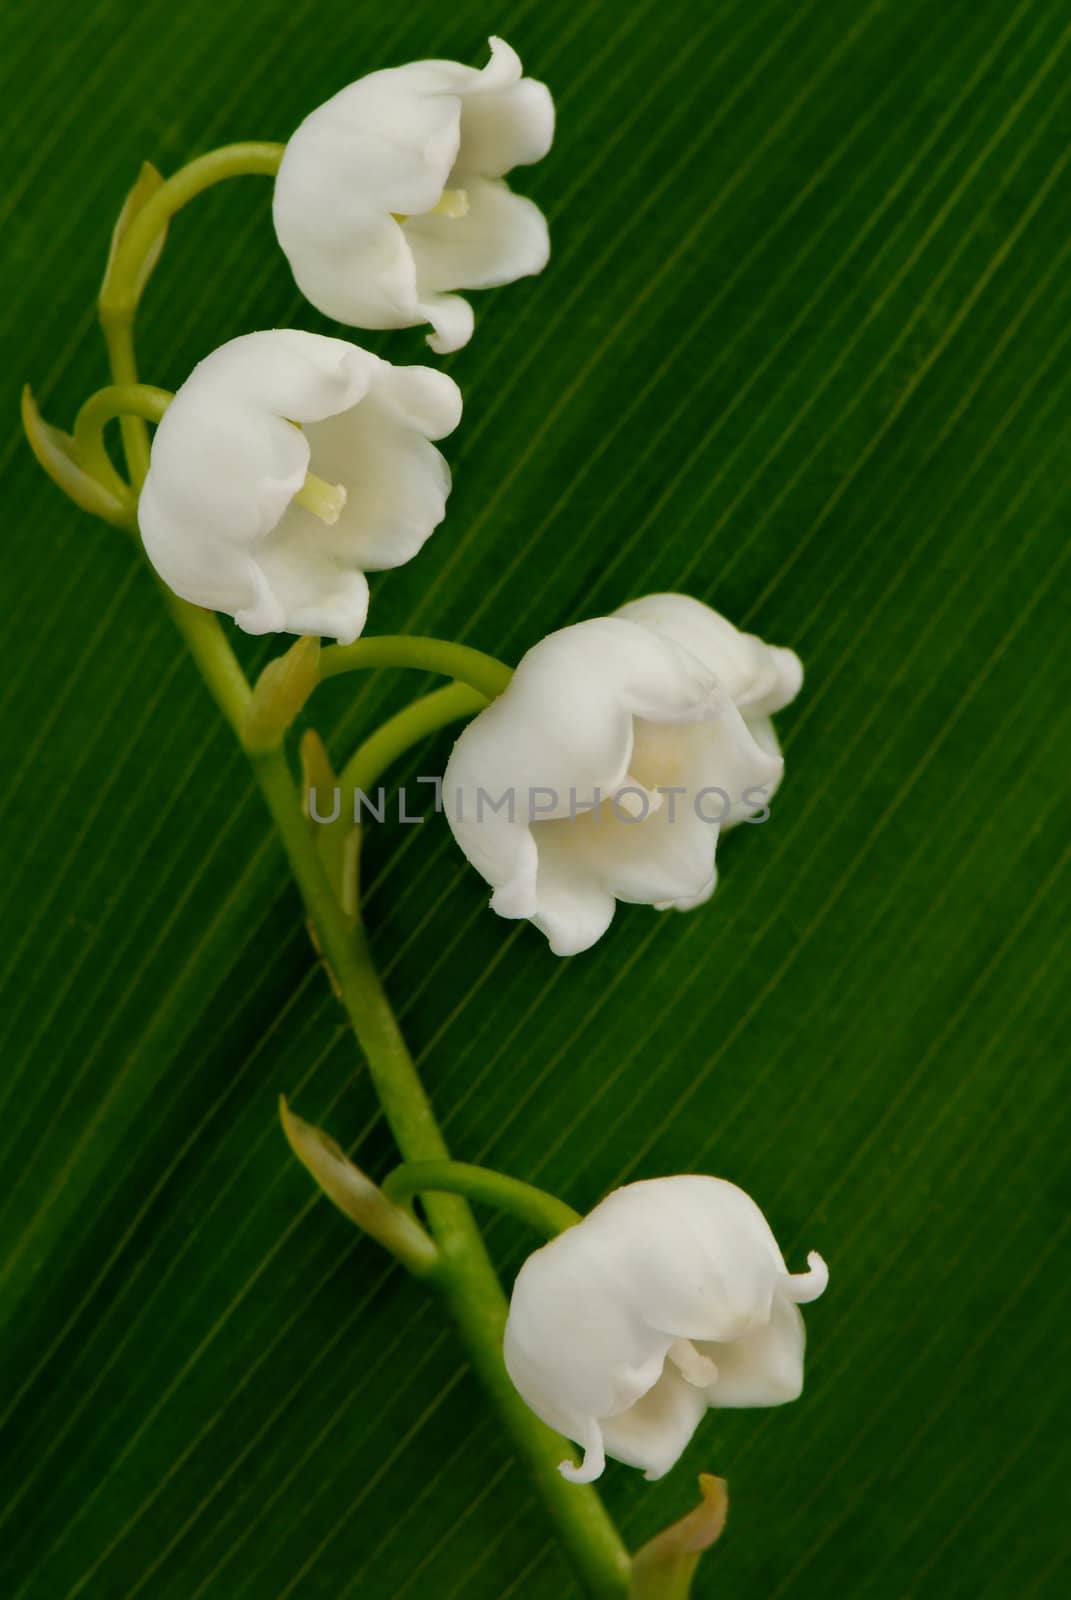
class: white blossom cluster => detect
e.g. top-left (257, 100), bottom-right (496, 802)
top-left (134, 37), bottom-right (827, 1486)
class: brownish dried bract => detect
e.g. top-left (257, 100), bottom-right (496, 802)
top-left (244, 635), bottom-right (321, 752)
top-left (278, 1096), bottom-right (439, 1278)
top-left (629, 1475), bottom-right (729, 1599)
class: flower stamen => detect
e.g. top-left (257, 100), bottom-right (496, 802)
top-left (392, 189), bottom-right (470, 227)
top-left (293, 471), bottom-right (347, 526)
top-left (668, 1338), bottom-right (719, 1388)
top-left (430, 186), bottom-right (470, 219)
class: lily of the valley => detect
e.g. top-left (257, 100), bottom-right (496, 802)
top-left (443, 594), bottom-right (803, 956)
top-left (139, 329), bottom-right (461, 644)
top-left (503, 1176), bottom-right (828, 1484)
top-left (272, 36), bottom-right (554, 353)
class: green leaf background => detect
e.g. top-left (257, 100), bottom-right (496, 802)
top-left (2, 0), bottom-right (1069, 1594)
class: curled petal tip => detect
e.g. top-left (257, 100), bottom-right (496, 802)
top-left (785, 1250), bottom-right (829, 1303)
top-left (558, 1425), bottom-right (606, 1484)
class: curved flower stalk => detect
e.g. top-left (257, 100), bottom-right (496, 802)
top-left (139, 329), bottom-right (461, 644)
top-left (443, 594), bottom-right (802, 955)
top-left (504, 1176), bottom-right (828, 1484)
top-left (273, 36), bottom-right (554, 353)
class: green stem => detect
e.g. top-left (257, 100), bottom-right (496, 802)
top-left (383, 1160), bottom-right (582, 1238)
top-left (74, 383), bottom-right (171, 436)
top-left (98, 315), bottom-right (251, 739)
top-left (100, 141), bottom-right (283, 483)
top-left (97, 196), bottom-right (630, 1593)
top-left (253, 750), bottom-right (630, 1597)
top-left (101, 142), bottom-right (284, 321)
top-left (72, 383), bottom-right (171, 502)
top-left (101, 321), bottom-right (152, 487)
top-left (159, 590), bottom-right (252, 739)
top-left (321, 635), bottom-right (514, 701)
top-left (340, 681), bottom-right (486, 794)
top-left (336, 680), bottom-right (487, 931)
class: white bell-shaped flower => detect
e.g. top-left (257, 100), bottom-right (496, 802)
top-left (443, 594), bottom-right (802, 956)
top-left (138, 329), bottom-right (461, 644)
top-left (272, 36), bottom-right (554, 353)
top-left (504, 1176), bottom-right (828, 1484)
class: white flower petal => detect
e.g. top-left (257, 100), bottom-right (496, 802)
top-left (697, 1290), bottom-right (806, 1407)
top-left (505, 1238), bottom-right (657, 1446)
top-left (278, 208), bottom-right (424, 334)
top-left (140, 332), bottom-right (371, 566)
top-left (395, 33), bottom-right (525, 99)
top-left (454, 71), bottom-right (555, 177)
top-left (405, 178), bottom-right (550, 294)
top-left (692, 705), bottom-right (785, 831)
top-left (373, 362), bottom-right (464, 440)
top-left (273, 72), bottom-right (457, 331)
top-left (182, 327), bottom-right (378, 421)
top-left (600, 1364), bottom-right (708, 1482)
top-left (545, 706), bottom-right (780, 915)
top-left (139, 331), bottom-right (460, 641)
top-left (558, 1419), bottom-right (608, 1484)
top-left (277, 68), bottom-right (462, 219)
top-left (617, 592), bottom-right (804, 716)
top-left (528, 775), bottom-right (715, 939)
top-left (589, 1179), bottom-right (788, 1345)
top-left (240, 536), bottom-right (371, 645)
top-left (528, 840), bottom-right (617, 957)
top-left (420, 292), bottom-right (476, 357)
top-left (416, 36), bottom-right (554, 178)
top-left (291, 391), bottom-right (453, 573)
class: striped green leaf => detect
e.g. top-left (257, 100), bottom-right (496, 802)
top-left (1, 1), bottom-right (1067, 1595)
